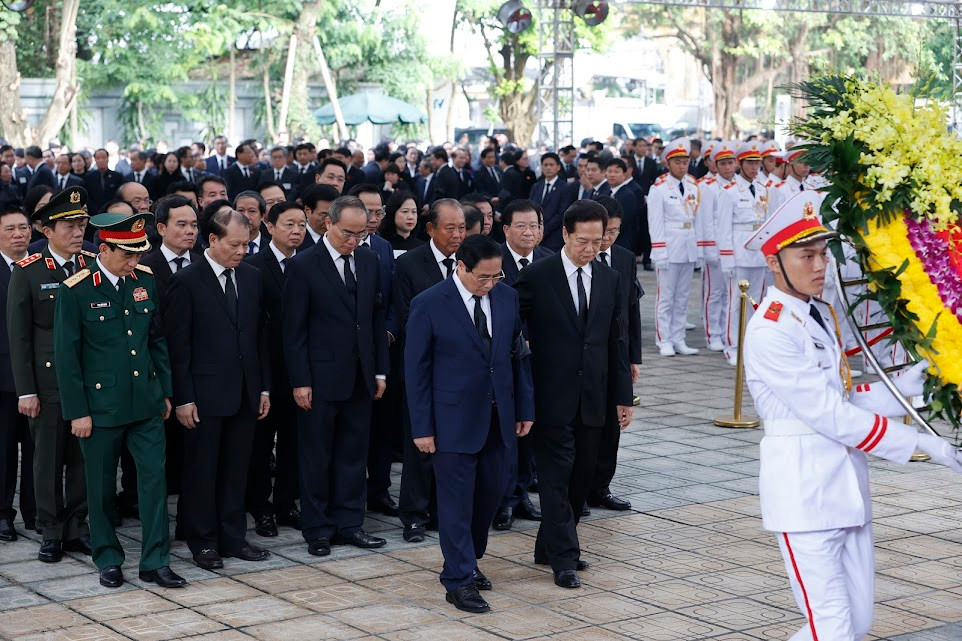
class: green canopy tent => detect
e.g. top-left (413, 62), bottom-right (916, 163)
top-left (314, 92), bottom-right (427, 126)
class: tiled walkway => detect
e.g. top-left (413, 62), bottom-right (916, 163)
top-left (1, 269), bottom-right (961, 640)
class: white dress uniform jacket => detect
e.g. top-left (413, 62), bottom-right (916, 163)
top-left (647, 173), bottom-right (699, 265)
top-left (717, 174), bottom-right (771, 272)
top-left (769, 174), bottom-right (818, 213)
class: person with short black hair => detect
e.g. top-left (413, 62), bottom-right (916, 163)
top-left (379, 191), bottom-right (423, 255)
top-left (259, 147), bottom-right (299, 199)
top-left (233, 191), bottom-right (270, 255)
top-left (300, 183), bottom-right (340, 248)
top-left (206, 135), bottom-right (234, 176)
top-left (315, 157), bottom-right (347, 194)
top-left (463, 205), bottom-right (483, 237)
top-left (530, 153), bottom-right (576, 251)
top-left (197, 175), bottom-right (228, 209)
top-left (223, 142), bottom-right (260, 200)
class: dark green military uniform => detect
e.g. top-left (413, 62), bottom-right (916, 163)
top-left (6, 188), bottom-right (92, 545)
top-left (54, 212), bottom-right (173, 573)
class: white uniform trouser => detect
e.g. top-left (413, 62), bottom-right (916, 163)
top-left (701, 260), bottom-right (727, 346)
top-left (724, 266), bottom-right (768, 359)
top-left (777, 524), bottom-right (874, 641)
top-left (655, 262), bottom-right (695, 348)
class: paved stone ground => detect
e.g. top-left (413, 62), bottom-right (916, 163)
top-left (1, 267), bottom-right (962, 640)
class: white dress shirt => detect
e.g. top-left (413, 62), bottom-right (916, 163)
top-left (540, 177), bottom-right (559, 200)
top-left (453, 269), bottom-right (492, 336)
top-left (505, 243), bottom-right (533, 272)
top-left (48, 247), bottom-right (73, 270)
top-left (95, 257), bottom-right (123, 290)
top-left (160, 243), bottom-right (191, 273)
top-left (322, 233), bottom-right (354, 284)
top-left (430, 239), bottom-right (454, 279)
top-left (560, 248), bottom-right (591, 315)
top-left (306, 225), bottom-right (321, 245)
top-left (203, 249), bottom-right (236, 295)
top-left (269, 241), bottom-right (292, 272)
top-left (248, 231), bottom-right (264, 254)
top-left (1, 251), bottom-right (21, 271)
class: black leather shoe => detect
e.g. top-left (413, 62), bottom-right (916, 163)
top-left (99, 565), bottom-right (124, 588)
top-left (332, 529), bottom-right (386, 549)
top-left (275, 507), bottom-right (302, 530)
top-left (472, 568), bottom-right (492, 591)
top-left (425, 517), bottom-right (438, 532)
top-left (225, 544), bottom-right (270, 562)
top-left (109, 513), bottom-right (123, 527)
top-left (403, 524), bottom-right (425, 543)
top-left (174, 523), bottom-right (186, 541)
top-left (529, 476), bottom-right (539, 494)
top-left (118, 502), bottom-right (140, 520)
top-left (0, 518), bottom-right (16, 542)
top-left (192, 548), bottom-right (224, 570)
top-left (554, 569), bottom-right (581, 589)
top-left (598, 493), bottom-right (631, 511)
top-left (446, 583), bottom-right (490, 613)
top-left (515, 497), bottom-right (542, 521)
top-left (643, 264), bottom-right (654, 272)
top-left (307, 538), bottom-right (331, 557)
top-left (139, 566), bottom-right (186, 588)
top-left (535, 558), bottom-right (590, 571)
top-left (368, 495), bottom-right (400, 517)
top-left (254, 515), bottom-right (278, 537)
top-left (38, 539), bottom-right (62, 563)
top-left (492, 507), bottom-right (513, 531)
top-left (580, 503), bottom-right (591, 517)
top-left (63, 535), bottom-right (92, 556)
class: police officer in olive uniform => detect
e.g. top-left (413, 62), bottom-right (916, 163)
top-left (54, 212), bottom-right (186, 589)
top-left (7, 186), bottom-right (92, 562)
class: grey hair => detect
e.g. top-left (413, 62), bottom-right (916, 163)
top-left (234, 190), bottom-right (266, 214)
top-left (327, 195), bottom-right (367, 225)
top-left (203, 206), bottom-right (249, 241)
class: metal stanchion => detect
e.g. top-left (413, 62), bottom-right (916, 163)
top-left (715, 280), bottom-right (760, 429)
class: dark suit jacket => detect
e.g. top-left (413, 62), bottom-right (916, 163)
top-left (454, 167), bottom-right (474, 198)
top-left (392, 241), bottom-right (446, 342)
top-left (427, 165), bottom-right (460, 204)
top-left (224, 164), bottom-right (261, 201)
top-left (27, 164), bottom-right (55, 191)
top-left (282, 243), bottom-right (388, 401)
top-left (258, 167), bottom-right (300, 199)
top-left (13, 166), bottom-right (31, 197)
top-left (497, 166), bottom-right (524, 210)
top-left (124, 170), bottom-right (159, 200)
top-left (607, 185), bottom-right (639, 253)
top-left (362, 161), bottom-right (384, 185)
top-left (474, 165), bottom-right (502, 199)
top-left (52, 173), bottom-right (84, 192)
top-left (206, 155), bottom-right (235, 176)
top-left (414, 175), bottom-right (430, 208)
top-left (166, 258), bottom-right (269, 416)
top-left (362, 234), bottom-right (396, 335)
top-left (529, 179), bottom-right (577, 252)
top-left (514, 253), bottom-right (631, 427)
top-left (0, 259), bottom-right (15, 393)
top-left (405, 278), bottom-right (534, 453)
top-left (344, 165), bottom-right (364, 194)
top-left (84, 169), bottom-right (125, 212)
top-left (605, 244), bottom-right (642, 365)
top-left (500, 243), bottom-right (553, 286)
top-left (139, 247), bottom-right (204, 310)
top-left (246, 249), bottom-right (292, 395)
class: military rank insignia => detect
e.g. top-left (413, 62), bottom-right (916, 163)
top-left (763, 301), bottom-right (783, 321)
top-left (133, 287), bottom-right (148, 302)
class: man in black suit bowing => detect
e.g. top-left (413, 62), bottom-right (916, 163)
top-left (245, 202), bottom-right (305, 537)
top-left (514, 199), bottom-right (633, 589)
top-left (283, 196), bottom-right (389, 557)
top-left (167, 207), bottom-right (272, 570)
top-left (529, 153), bottom-right (575, 252)
top-left (223, 142), bottom-right (260, 200)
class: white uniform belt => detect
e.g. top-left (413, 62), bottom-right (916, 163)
top-left (763, 418), bottom-right (817, 437)
top-left (663, 221), bottom-right (694, 230)
top-left (733, 222), bottom-right (763, 232)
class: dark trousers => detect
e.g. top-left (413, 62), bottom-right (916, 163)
top-left (532, 416), bottom-right (603, 571)
top-left (181, 397), bottom-right (256, 555)
top-left (247, 389), bottom-right (298, 517)
top-left (30, 398), bottom-right (87, 541)
top-left (590, 403), bottom-right (622, 498)
top-left (117, 439), bottom-right (138, 508)
top-left (398, 394), bottom-right (436, 527)
top-left (163, 415), bottom-right (183, 495)
top-left (80, 417), bottom-right (170, 571)
top-left (367, 347), bottom-right (401, 501)
top-left (498, 431), bottom-right (535, 511)
top-left (433, 413), bottom-right (508, 591)
top-left (0, 392), bottom-right (35, 524)
top-left (298, 370), bottom-right (371, 542)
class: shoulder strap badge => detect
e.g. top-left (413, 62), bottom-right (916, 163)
top-left (64, 268), bottom-right (91, 289)
top-left (763, 301), bottom-right (783, 321)
top-left (15, 253), bottom-right (41, 268)
top-left (134, 264), bottom-right (153, 275)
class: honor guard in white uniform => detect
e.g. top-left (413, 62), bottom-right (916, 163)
top-left (696, 140), bottom-right (738, 352)
top-left (743, 192), bottom-right (962, 641)
top-left (769, 147), bottom-right (819, 213)
top-left (717, 141), bottom-right (771, 365)
top-left (759, 140), bottom-right (781, 187)
top-left (647, 137), bottom-right (700, 356)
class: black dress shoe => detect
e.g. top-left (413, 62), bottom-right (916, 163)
top-left (643, 264), bottom-right (655, 272)
top-left (492, 507), bottom-right (513, 531)
top-left (425, 517), bottom-right (438, 532)
top-left (0, 518), bottom-right (16, 541)
top-left (515, 497), bottom-right (542, 521)
top-left (332, 529), bottom-right (386, 549)
top-left (535, 558), bottom-right (590, 571)
top-left (529, 476), bottom-right (539, 494)
top-left (307, 538), bottom-right (331, 557)
top-left (99, 565), bottom-right (124, 588)
top-left (225, 544), bottom-right (270, 561)
top-left (192, 548), bottom-right (224, 570)
top-left (117, 502), bottom-right (140, 520)
top-left (139, 566), bottom-right (186, 588)
top-left (254, 515), bottom-right (278, 537)
top-left (446, 583), bottom-right (490, 613)
top-left (580, 503), bottom-right (591, 517)
top-left (63, 535), bottom-right (92, 556)
top-left (554, 569), bottom-right (581, 589)
top-left (275, 507), bottom-right (302, 530)
top-left (174, 523), bottom-right (186, 541)
top-left (598, 493), bottom-right (631, 511)
top-left (472, 568), bottom-right (492, 591)
top-left (38, 539), bottom-right (62, 563)
top-left (368, 495), bottom-right (400, 517)
top-left (109, 514), bottom-right (123, 527)
top-left (403, 524), bottom-right (425, 543)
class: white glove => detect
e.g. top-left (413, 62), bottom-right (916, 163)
top-left (654, 261), bottom-right (668, 272)
top-left (894, 359), bottom-right (929, 398)
top-left (917, 433), bottom-right (962, 473)
top-left (722, 268), bottom-right (734, 278)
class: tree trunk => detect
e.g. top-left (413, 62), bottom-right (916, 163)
top-left (0, 39), bottom-right (28, 146)
top-left (289, 0), bottom-right (322, 141)
top-left (35, 0), bottom-right (81, 146)
top-left (262, 63), bottom-right (277, 143)
top-left (311, 36), bottom-right (348, 142)
top-left (227, 47), bottom-right (236, 143)
top-left (499, 89), bottom-right (538, 147)
top-left (277, 33), bottom-right (297, 143)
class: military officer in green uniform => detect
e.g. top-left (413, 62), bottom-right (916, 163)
top-left (54, 212), bottom-right (186, 589)
top-left (7, 186), bottom-right (92, 562)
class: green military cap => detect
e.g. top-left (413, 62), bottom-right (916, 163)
top-left (90, 211), bottom-right (154, 253)
top-left (33, 185), bottom-right (90, 225)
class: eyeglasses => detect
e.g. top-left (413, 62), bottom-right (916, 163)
top-left (472, 270), bottom-right (505, 284)
top-left (335, 226), bottom-right (368, 241)
top-left (509, 223), bottom-right (540, 233)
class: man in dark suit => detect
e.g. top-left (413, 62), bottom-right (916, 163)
top-left (362, 146), bottom-right (390, 185)
top-left (589, 197), bottom-right (642, 512)
top-left (514, 199), bottom-right (632, 589)
top-left (223, 142), bottom-right (261, 201)
top-left (124, 151), bottom-right (159, 201)
top-left (492, 200), bottom-right (551, 532)
top-left (394, 199), bottom-right (466, 542)
top-left (283, 195), bottom-right (389, 557)
top-left (558, 146), bottom-right (579, 180)
top-left (245, 202), bottom-right (305, 537)
top-left (473, 148), bottom-right (502, 207)
top-left (0, 205), bottom-right (36, 540)
top-left (139, 195), bottom-right (201, 499)
top-left (233, 191), bottom-right (271, 255)
top-left (205, 135), bottom-right (234, 176)
top-left (85, 149), bottom-right (125, 213)
top-left (333, 148), bottom-right (363, 194)
top-left (259, 146), bottom-right (300, 200)
top-left (314, 157), bottom-right (348, 195)
top-left (451, 149), bottom-right (474, 199)
top-left (24, 146), bottom-right (55, 192)
top-left (405, 234), bottom-right (534, 614)
top-left (529, 153), bottom-right (576, 252)
top-left (299, 184), bottom-right (339, 249)
top-left (167, 207), bottom-right (271, 570)
top-left (600, 159), bottom-right (639, 254)
top-left (52, 155), bottom-right (84, 193)
top-left (426, 149), bottom-right (460, 205)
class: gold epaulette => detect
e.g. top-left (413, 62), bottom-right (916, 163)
top-left (64, 268), bottom-right (91, 289)
top-left (80, 250), bottom-right (98, 258)
top-left (134, 264), bottom-right (153, 275)
top-left (15, 253), bottom-right (41, 268)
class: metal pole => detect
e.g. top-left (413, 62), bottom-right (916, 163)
top-left (714, 280), bottom-right (761, 428)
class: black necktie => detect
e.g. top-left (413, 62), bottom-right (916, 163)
top-left (187, 168), bottom-right (193, 181)
top-left (799, 183), bottom-right (805, 191)
top-left (679, 181), bottom-right (685, 196)
top-left (472, 295), bottom-right (491, 354)
top-left (172, 256), bottom-right (185, 272)
top-left (63, 260), bottom-right (74, 277)
top-left (519, 257), bottom-right (529, 270)
top-left (223, 268), bottom-right (238, 319)
top-left (576, 267), bottom-right (588, 326)
top-left (299, 165), bottom-right (306, 174)
top-left (749, 184), bottom-right (756, 197)
top-left (59, 176), bottom-right (66, 190)
top-left (810, 303), bottom-right (828, 334)
top-left (116, 276), bottom-right (124, 292)
top-left (135, 172), bottom-right (142, 183)
top-left (598, 252), bottom-right (608, 266)
top-left (280, 257), bottom-right (287, 275)
top-left (276, 170), bottom-right (282, 181)
top-left (442, 257), bottom-right (454, 278)
top-left (584, 188), bottom-right (593, 200)
top-left (220, 158), bottom-right (226, 171)
top-left (242, 166), bottom-right (248, 178)
top-left (342, 255), bottom-right (357, 297)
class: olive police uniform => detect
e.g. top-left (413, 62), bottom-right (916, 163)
top-left (54, 212), bottom-right (177, 579)
top-left (6, 187), bottom-right (90, 552)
